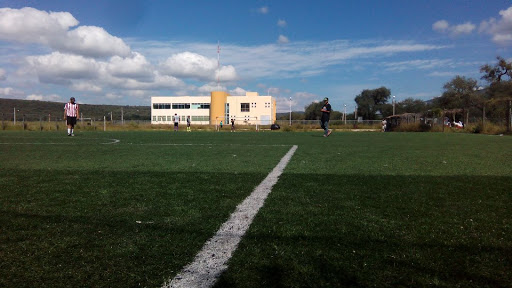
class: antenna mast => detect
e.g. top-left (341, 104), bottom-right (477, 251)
top-left (217, 41), bottom-right (221, 88)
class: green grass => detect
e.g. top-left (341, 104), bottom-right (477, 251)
top-left (1, 131), bottom-right (511, 288)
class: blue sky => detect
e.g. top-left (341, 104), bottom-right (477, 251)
top-left (0, 0), bottom-right (511, 112)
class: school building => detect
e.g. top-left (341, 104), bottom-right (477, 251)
top-left (151, 91), bottom-right (276, 126)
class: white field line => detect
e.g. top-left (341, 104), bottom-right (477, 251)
top-left (133, 143), bottom-right (291, 147)
top-left (0, 138), bottom-right (120, 145)
top-left (163, 145), bottom-right (298, 288)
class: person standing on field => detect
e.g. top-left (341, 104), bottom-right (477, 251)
top-left (320, 97), bottom-right (332, 137)
top-left (64, 97), bottom-right (79, 136)
top-left (186, 116), bottom-right (191, 132)
top-left (173, 113), bottom-right (179, 132)
top-left (231, 118), bottom-right (235, 132)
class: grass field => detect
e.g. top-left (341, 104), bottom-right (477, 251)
top-left (1, 131), bottom-right (511, 288)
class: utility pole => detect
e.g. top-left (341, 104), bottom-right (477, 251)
top-left (289, 97), bottom-right (292, 126)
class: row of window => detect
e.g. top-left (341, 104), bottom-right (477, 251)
top-left (153, 103), bottom-right (210, 110)
top-left (153, 102), bottom-right (271, 112)
top-left (240, 102), bottom-right (272, 112)
top-left (153, 116), bottom-right (210, 122)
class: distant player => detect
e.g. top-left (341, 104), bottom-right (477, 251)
top-left (64, 97), bottom-right (79, 136)
top-left (231, 118), bottom-right (235, 132)
top-left (186, 116), bottom-right (191, 132)
top-left (173, 113), bottom-right (179, 132)
top-left (320, 97), bottom-right (332, 137)
top-left (381, 119), bottom-right (387, 132)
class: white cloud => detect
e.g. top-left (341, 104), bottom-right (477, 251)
top-left (26, 93), bottom-right (61, 101)
top-left (432, 20), bottom-right (449, 33)
top-left (451, 22), bottom-right (476, 35)
top-left (26, 52), bottom-right (100, 84)
top-left (0, 86), bottom-right (24, 97)
top-left (229, 87), bottom-right (247, 96)
top-left (277, 19), bottom-right (287, 28)
top-left (432, 19), bottom-right (475, 36)
top-left (56, 26), bottom-right (131, 58)
top-left (479, 6), bottom-right (512, 45)
top-left (106, 93), bottom-right (122, 100)
top-left (0, 7), bottom-right (77, 43)
top-left (382, 59), bottom-right (455, 72)
top-left (428, 71), bottom-right (458, 77)
top-left (0, 68), bottom-right (6, 80)
top-left (107, 52), bottom-right (154, 81)
top-left (0, 7), bottom-right (130, 58)
top-left (278, 35), bottom-right (290, 44)
top-left (160, 51), bottom-right (237, 82)
top-left (198, 83), bottom-right (226, 94)
top-left (70, 82), bottom-right (102, 92)
top-left (258, 6), bottom-right (269, 14)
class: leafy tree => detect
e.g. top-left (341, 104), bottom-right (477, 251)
top-left (434, 76), bottom-right (480, 109)
top-left (480, 56), bottom-right (512, 131)
top-left (480, 56), bottom-right (512, 83)
top-left (399, 98), bottom-right (427, 114)
top-left (354, 87), bottom-right (391, 120)
top-left (304, 101), bottom-right (325, 120)
top-left (303, 101), bottom-right (342, 120)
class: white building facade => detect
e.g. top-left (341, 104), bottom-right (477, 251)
top-left (151, 92), bottom-right (276, 126)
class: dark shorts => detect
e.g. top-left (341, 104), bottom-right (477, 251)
top-left (67, 117), bottom-right (77, 126)
top-left (174, 122), bottom-right (179, 127)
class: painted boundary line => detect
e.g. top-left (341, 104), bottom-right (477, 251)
top-left (0, 138), bottom-right (120, 145)
top-left (163, 145), bottom-right (298, 288)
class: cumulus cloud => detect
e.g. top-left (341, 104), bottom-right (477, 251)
top-left (26, 93), bottom-right (61, 101)
top-left (197, 83), bottom-right (225, 94)
top-left (479, 6), bottom-right (512, 45)
top-left (56, 26), bottom-right (131, 58)
top-left (432, 20), bottom-right (449, 33)
top-left (258, 6), bottom-right (269, 14)
top-left (106, 93), bottom-right (122, 100)
top-left (26, 52), bottom-right (100, 84)
top-left (432, 20), bottom-right (475, 36)
top-left (0, 86), bottom-right (24, 97)
top-left (278, 35), bottom-right (290, 44)
top-left (277, 19), bottom-right (287, 28)
top-left (0, 68), bottom-right (6, 80)
top-left (229, 87), bottom-right (247, 96)
top-left (107, 52), bottom-right (154, 81)
top-left (0, 7), bottom-right (130, 58)
top-left (160, 51), bottom-right (237, 82)
top-left (70, 82), bottom-right (103, 92)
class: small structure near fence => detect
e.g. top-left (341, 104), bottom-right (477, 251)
top-left (384, 113), bottom-right (422, 131)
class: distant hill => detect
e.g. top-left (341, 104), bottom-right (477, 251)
top-left (0, 98), bottom-right (151, 121)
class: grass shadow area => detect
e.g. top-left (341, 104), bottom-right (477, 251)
top-left (216, 174), bottom-right (512, 288)
top-left (0, 169), bottom-right (266, 288)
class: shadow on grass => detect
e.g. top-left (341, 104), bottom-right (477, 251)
top-left (215, 174), bottom-right (512, 288)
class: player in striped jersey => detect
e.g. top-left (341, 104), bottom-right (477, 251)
top-left (64, 97), bottom-right (79, 136)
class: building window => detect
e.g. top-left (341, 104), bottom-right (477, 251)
top-left (241, 103), bottom-right (250, 112)
top-left (191, 103), bottom-right (210, 109)
top-left (153, 103), bottom-right (171, 109)
top-left (191, 116), bottom-right (209, 121)
top-left (265, 102), bottom-right (271, 108)
top-left (167, 116), bottom-right (173, 121)
top-left (172, 103), bottom-right (191, 109)
top-left (153, 116), bottom-right (156, 121)
top-left (251, 102), bottom-right (257, 108)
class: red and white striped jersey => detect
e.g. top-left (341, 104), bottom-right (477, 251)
top-left (64, 102), bottom-right (79, 117)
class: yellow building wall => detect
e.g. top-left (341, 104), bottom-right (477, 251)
top-left (210, 91), bottom-right (229, 125)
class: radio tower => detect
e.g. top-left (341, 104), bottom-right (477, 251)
top-left (217, 41), bottom-right (221, 89)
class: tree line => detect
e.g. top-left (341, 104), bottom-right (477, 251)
top-left (285, 57), bottom-right (512, 126)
